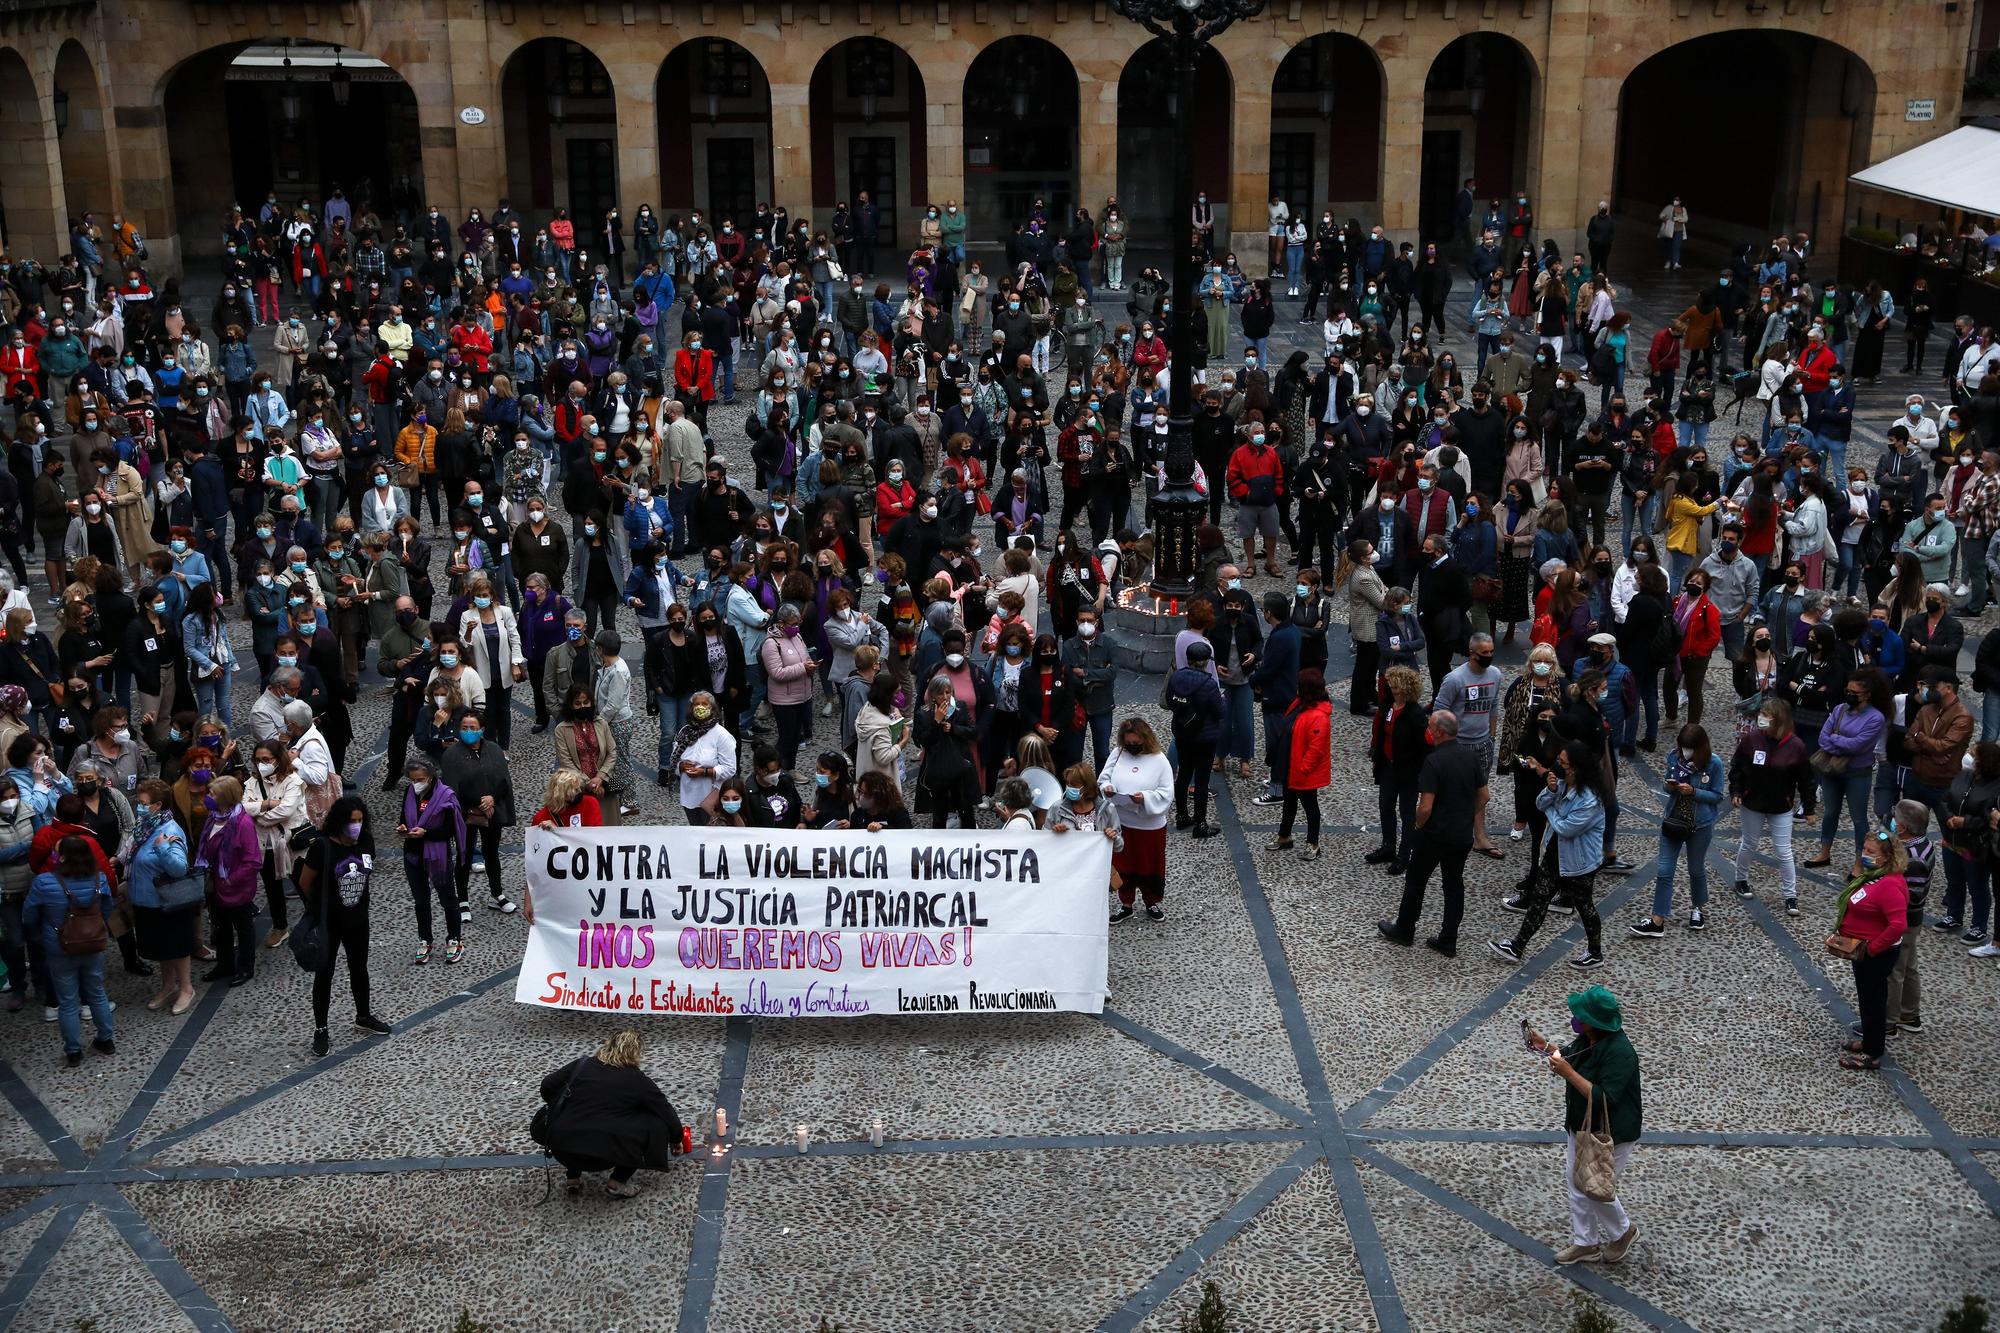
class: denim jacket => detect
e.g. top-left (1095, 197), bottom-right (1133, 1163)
top-left (1535, 780), bottom-right (1605, 877)
top-left (1662, 750), bottom-right (1728, 829)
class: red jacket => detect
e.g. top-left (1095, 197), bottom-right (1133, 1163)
top-left (0, 344), bottom-right (39, 397)
top-left (362, 356), bottom-right (397, 406)
top-left (553, 399), bottom-right (588, 447)
top-left (876, 479), bottom-right (917, 524)
top-left (449, 322), bottom-right (492, 374)
top-left (290, 243), bottom-right (326, 285)
top-left (1646, 328), bottom-right (1682, 375)
top-left (1795, 342), bottom-right (1836, 395)
top-left (1286, 700), bottom-right (1332, 790)
top-left (675, 349), bottom-right (716, 402)
top-left (1837, 871), bottom-right (1909, 956)
top-left (1673, 592), bottom-right (1722, 658)
top-left (29, 820), bottom-right (117, 886)
top-left (1225, 442), bottom-right (1285, 502)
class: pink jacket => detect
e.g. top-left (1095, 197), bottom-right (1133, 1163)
top-left (760, 631), bottom-right (816, 706)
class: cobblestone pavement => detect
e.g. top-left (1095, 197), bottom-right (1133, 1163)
top-left (2, 251), bottom-right (1998, 1333)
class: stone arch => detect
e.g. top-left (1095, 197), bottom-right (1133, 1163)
top-left (0, 46), bottom-right (62, 263)
top-left (809, 37), bottom-right (928, 250)
top-left (53, 39), bottom-right (114, 226)
top-left (1269, 32), bottom-right (1386, 217)
top-left (499, 37), bottom-right (622, 229)
top-left (159, 40), bottom-right (424, 272)
top-left (1116, 38), bottom-right (1233, 251)
top-left (1418, 32), bottom-right (1541, 243)
top-left (659, 38), bottom-right (775, 228)
top-left (1613, 30), bottom-right (1876, 259)
top-left (962, 36), bottom-right (1080, 233)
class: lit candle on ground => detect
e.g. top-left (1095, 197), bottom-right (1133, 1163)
top-left (715, 1107), bottom-right (728, 1138)
top-left (795, 1123), bottom-right (809, 1154)
top-left (870, 1117), bottom-right (884, 1148)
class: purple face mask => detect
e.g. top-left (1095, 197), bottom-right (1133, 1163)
top-left (346, 820), bottom-right (365, 839)
top-left (1569, 1017), bottom-right (1586, 1035)
top-left (202, 794), bottom-right (219, 812)
top-left (190, 767), bottom-right (214, 784)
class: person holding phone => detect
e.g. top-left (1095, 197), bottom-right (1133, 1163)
top-left (1522, 985), bottom-right (1643, 1265)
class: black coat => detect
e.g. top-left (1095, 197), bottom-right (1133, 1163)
top-left (1416, 557), bottom-right (1473, 653)
top-left (538, 1057), bottom-right (683, 1169)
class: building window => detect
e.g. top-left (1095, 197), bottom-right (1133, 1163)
top-left (559, 42), bottom-right (611, 98)
top-left (703, 41), bottom-right (753, 99)
top-left (706, 137), bottom-right (757, 225)
top-left (845, 39), bottom-right (896, 99)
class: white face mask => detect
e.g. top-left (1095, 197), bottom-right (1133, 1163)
top-left (257, 761), bottom-right (277, 778)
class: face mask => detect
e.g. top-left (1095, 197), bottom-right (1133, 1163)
top-left (276, 654), bottom-right (298, 668)
top-left (189, 768), bottom-right (213, 785)
top-left (439, 653), bottom-right (459, 669)
top-left (944, 652), bottom-right (966, 669)
top-left (1758, 716), bottom-right (1775, 733)
top-left (151, 602), bottom-right (168, 617)
top-left (458, 728), bottom-right (483, 746)
top-left (84, 502), bottom-right (102, 516)
top-left (256, 760), bottom-right (277, 778)
top-left (584, 523), bottom-right (598, 537)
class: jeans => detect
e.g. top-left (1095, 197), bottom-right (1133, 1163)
top-left (47, 950), bottom-right (113, 1054)
top-left (1476, 333), bottom-right (1501, 376)
top-left (1635, 662), bottom-right (1661, 744)
top-left (1085, 710), bottom-right (1113, 775)
top-left (1667, 549), bottom-right (1694, 589)
top-left (1837, 542), bottom-right (1863, 599)
top-left (451, 813), bottom-right (508, 902)
top-left (1817, 766), bottom-right (1873, 855)
top-left (201, 516), bottom-right (233, 601)
top-left (1220, 683), bottom-right (1255, 762)
top-left (308, 473), bottom-right (343, 536)
top-left (658, 691), bottom-right (691, 776)
top-left (210, 897), bottom-right (256, 981)
top-left (407, 852), bottom-right (462, 944)
top-left (1285, 245), bottom-right (1304, 290)
top-left (1619, 491), bottom-right (1656, 555)
top-left (1734, 808), bottom-right (1796, 898)
top-left (1174, 737), bottom-right (1216, 824)
top-left (1941, 850), bottom-right (1992, 933)
top-left (193, 665), bottom-right (235, 726)
top-left (1963, 532), bottom-right (1993, 609)
top-left (1378, 780), bottom-right (1418, 863)
top-left (1851, 944), bottom-right (1900, 1059)
top-left (484, 685), bottom-right (514, 752)
top-left (1597, 365), bottom-right (1625, 414)
top-left (741, 657), bottom-right (768, 735)
top-left (1650, 823), bottom-right (1715, 916)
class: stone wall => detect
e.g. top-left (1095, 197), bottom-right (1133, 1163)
top-left (0, 0), bottom-right (1972, 276)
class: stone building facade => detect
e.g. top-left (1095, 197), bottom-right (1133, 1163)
top-left (0, 0), bottom-right (1973, 276)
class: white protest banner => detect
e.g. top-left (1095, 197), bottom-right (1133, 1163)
top-left (515, 825), bottom-right (1111, 1018)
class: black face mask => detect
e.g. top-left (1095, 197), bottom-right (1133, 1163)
top-left (1122, 740), bottom-right (1144, 755)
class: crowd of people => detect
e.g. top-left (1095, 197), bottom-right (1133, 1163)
top-left (3, 181), bottom-right (1989, 1243)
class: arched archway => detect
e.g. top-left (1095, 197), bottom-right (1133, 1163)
top-left (963, 38), bottom-right (1079, 232)
top-left (1614, 32), bottom-right (1875, 263)
top-left (1270, 34), bottom-right (1384, 220)
top-left (1419, 34), bottom-right (1537, 243)
top-left (54, 40), bottom-right (114, 225)
top-left (0, 48), bottom-right (61, 263)
top-left (161, 41), bottom-right (421, 272)
top-left (810, 37), bottom-right (927, 254)
top-left (501, 39), bottom-right (620, 229)
top-left (658, 38), bottom-right (773, 231)
top-left (1116, 39), bottom-right (1232, 250)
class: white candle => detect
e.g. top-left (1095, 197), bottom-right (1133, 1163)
top-left (869, 1117), bottom-right (884, 1148)
top-left (795, 1123), bottom-right (809, 1154)
top-left (715, 1107), bottom-right (728, 1138)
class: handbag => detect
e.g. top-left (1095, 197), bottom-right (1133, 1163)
top-left (56, 882), bottom-right (108, 955)
top-left (1571, 1081), bottom-right (1619, 1203)
top-left (1808, 748), bottom-right (1850, 776)
top-left (152, 869), bottom-right (206, 914)
top-left (1660, 785), bottom-right (1697, 842)
top-left (530, 1058), bottom-right (587, 1148)
top-left (1470, 573), bottom-right (1503, 605)
top-left (287, 871), bottom-right (332, 973)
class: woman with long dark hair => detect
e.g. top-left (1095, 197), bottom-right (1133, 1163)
top-left (296, 794), bottom-right (391, 1058)
top-left (1491, 737), bottom-right (1608, 968)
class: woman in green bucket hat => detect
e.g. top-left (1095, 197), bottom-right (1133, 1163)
top-left (1525, 984), bottom-right (1643, 1265)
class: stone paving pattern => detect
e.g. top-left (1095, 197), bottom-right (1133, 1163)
top-left (2, 246), bottom-right (1999, 1332)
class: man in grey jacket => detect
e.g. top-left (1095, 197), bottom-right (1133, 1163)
top-left (1696, 519), bottom-right (1760, 659)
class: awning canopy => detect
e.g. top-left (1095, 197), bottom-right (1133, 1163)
top-left (1850, 125), bottom-right (2000, 219)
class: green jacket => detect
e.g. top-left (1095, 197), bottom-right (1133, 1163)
top-left (1562, 1029), bottom-right (1642, 1144)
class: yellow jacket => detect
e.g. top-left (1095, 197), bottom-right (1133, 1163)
top-left (1664, 494), bottom-right (1717, 555)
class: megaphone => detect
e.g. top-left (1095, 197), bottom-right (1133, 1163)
top-left (1019, 766), bottom-right (1062, 811)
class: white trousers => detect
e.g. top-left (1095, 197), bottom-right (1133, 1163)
top-left (1735, 808), bottom-right (1796, 895)
top-left (1565, 1136), bottom-right (1635, 1246)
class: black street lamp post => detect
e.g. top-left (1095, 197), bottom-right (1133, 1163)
top-left (1111, 0), bottom-right (1265, 598)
